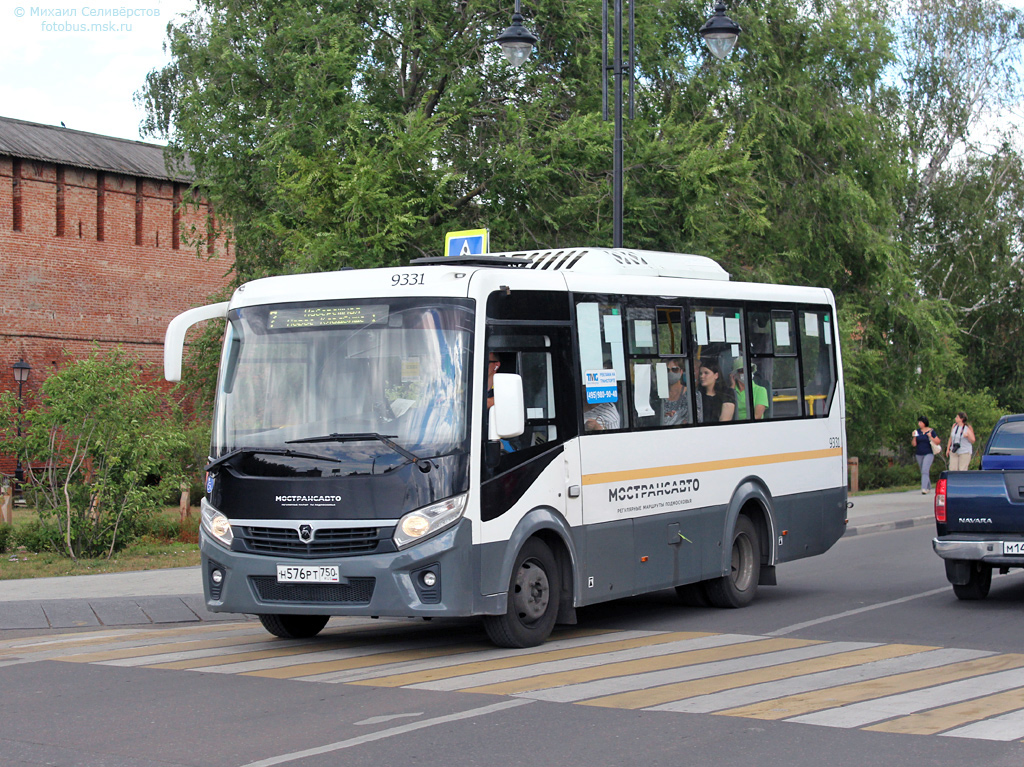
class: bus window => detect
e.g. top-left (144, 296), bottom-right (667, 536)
top-left (577, 301), bottom-right (625, 431)
top-left (799, 310), bottom-right (836, 417)
top-left (690, 305), bottom-right (745, 423)
top-left (753, 356), bottom-right (801, 419)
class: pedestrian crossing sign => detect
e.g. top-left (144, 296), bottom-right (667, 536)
top-left (445, 229), bottom-right (489, 258)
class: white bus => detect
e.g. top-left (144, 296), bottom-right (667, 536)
top-left (165, 248), bottom-right (847, 647)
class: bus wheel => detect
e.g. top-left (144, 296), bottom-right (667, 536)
top-left (258, 614), bottom-right (330, 639)
top-left (675, 582), bottom-right (710, 607)
top-left (484, 538), bottom-right (560, 648)
top-left (952, 563), bottom-right (992, 601)
top-left (705, 515), bottom-right (760, 609)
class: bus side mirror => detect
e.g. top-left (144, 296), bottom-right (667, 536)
top-left (489, 373), bottom-right (525, 439)
top-left (163, 302), bottom-right (229, 381)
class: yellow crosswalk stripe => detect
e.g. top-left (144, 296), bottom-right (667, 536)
top-left (59, 634), bottom-right (288, 663)
top-left (720, 653), bottom-right (1024, 720)
top-left (240, 627), bottom-right (615, 680)
top-left (864, 689), bottom-right (1024, 735)
top-left (0, 622), bottom-right (257, 657)
top-left (241, 643), bottom-right (493, 679)
top-left (461, 637), bottom-right (816, 696)
top-left (581, 643), bottom-right (934, 710)
top-left (352, 632), bottom-right (713, 688)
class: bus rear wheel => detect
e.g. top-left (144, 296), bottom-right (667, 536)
top-left (484, 538), bottom-right (560, 648)
top-left (258, 614), bottom-right (330, 639)
top-left (705, 515), bottom-right (760, 608)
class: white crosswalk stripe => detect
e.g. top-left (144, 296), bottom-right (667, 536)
top-left (6, 622), bottom-right (1024, 742)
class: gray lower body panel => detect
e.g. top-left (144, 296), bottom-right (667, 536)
top-left (200, 518), bottom-right (502, 618)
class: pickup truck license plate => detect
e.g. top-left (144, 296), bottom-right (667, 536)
top-left (276, 565), bottom-right (340, 583)
top-left (1002, 542), bottom-right (1024, 555)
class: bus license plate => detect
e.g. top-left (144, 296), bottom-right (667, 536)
top-left (276, 565), bottom-right (340, 583)
top-left (1003, 542), bottom-right (1024, 555)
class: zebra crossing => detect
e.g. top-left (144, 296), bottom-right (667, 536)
top-left (3, 620), bottom-right (1024, 742)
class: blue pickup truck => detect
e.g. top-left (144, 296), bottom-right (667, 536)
top-left (933, 414), bottom-right (1024, 599)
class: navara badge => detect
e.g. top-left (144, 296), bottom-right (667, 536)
top-left (298, 524), bottom-right (314, 543)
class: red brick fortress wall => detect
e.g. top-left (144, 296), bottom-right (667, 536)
top-left (0, 153), bottom-right (233, 473)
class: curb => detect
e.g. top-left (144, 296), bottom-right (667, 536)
top-left (843, 515), bottom-right (934, 538)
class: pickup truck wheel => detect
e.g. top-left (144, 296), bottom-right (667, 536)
top-left (952, 563), bottom-right (992, 601)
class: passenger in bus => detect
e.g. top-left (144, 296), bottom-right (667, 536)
top-left (662, 358), bottom-right (690, 425)
top-left (584, 401), bottom-right (620, 431)
top-left (732, 363), bottom-right (768, 420)
top-left (697, 359), bottom-right (735, 423)
top-left (486, 353), bottom-right (500, 409)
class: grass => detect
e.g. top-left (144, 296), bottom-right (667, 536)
top-left (0, 504), bottom-right (200, 581)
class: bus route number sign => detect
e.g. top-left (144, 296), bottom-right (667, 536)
top-left (585, 369), bottom-right (618, 403)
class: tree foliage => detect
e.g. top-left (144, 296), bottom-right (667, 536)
top-left (0, 351), bottom-right (190, 559)
top-left (140, 0), bottom-right (1024, 465)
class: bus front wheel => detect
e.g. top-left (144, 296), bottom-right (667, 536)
top-left (258, 613), bottom-right (330, 639)
top-left (484, 538), bottom-right (560, 648)
top-left (705, 515), bottom-right (760, 608)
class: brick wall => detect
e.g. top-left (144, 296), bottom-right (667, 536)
top-left (0, 153), bottom-right (233, 476)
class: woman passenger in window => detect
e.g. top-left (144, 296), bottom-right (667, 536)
top-left (697, 359), bottom-right (735, 423)
top-left (662, 358), bottom-right (690, 425)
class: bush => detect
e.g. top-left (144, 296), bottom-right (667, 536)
top-left (856, 457), bottom-right (920, 491)
top-left (0, 523), bottom-right (12, 553)
top-left (12, 521), bottom-right (61, 553)
top-left (0, 349), bottom-right (190, 559)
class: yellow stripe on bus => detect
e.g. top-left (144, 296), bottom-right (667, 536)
top-left (582, 448), bottom-right (843, 486)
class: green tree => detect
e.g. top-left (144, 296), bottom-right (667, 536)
top-left (0, 351), bottom-right (189, 559)
top-left (895, 0), bottom-right (1024, 412)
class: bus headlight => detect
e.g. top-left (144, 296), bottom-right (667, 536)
top-left (201, 498), bottom-right (234, 548)
top-left (394, 495), bottom-right (467, 550)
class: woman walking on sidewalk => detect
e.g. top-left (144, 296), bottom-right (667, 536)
top-left (947, 411), bottom-right (976, 471)
top-left (912, 416), bottom-right (941, 493)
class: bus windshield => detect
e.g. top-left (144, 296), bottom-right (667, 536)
top-left (211, 297), bottom-right (474, 474)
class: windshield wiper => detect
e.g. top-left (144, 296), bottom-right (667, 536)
top-left (287, 432), bottom-right (433, 473)
top-left (205, 447), bottom-right (345, 473)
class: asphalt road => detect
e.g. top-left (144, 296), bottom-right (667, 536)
top-left (2, 522), bottom-right (1024, 767)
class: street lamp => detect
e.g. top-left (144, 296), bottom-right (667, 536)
top-left (497, 2), bottom-right (741, 248)
top-left (12, 359), bottom-right (30, 484)
top-left (495, 0), bottom-right (539, 69)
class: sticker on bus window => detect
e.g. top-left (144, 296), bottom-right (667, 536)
top-left (585, 369), bottom-right (618, 404)
top-left (824, 320), bottom-right (832, 344)
top-left (725, 317), bottom-right (741, 343)
top-left (633, 365), bottom-right (655, 417)
top-left (695, 311), bottom-right (709, 346)
top-left (708, 315), bottom-right (726, 343)
top-left (775, 320), bottom-right (791, 347)
top-left (401, 357), bottom-right (421, 381)
top-left (634, 320), bottom-right (654, 349)
top-left (805, 313), bottom-right (820, 337)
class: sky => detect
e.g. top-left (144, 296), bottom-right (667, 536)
top-left (1, 0), bottom-right (197, 143)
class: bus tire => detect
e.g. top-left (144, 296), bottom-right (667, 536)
top-left (483, 538), bottom-right (560, 648)
top-left (705, 515), bottom-right (760, 609)
top-left (675, 582), bottom-right (710, 607)
top-left (952, 563), bottom-right (992, 601)
top-left (258, 613), bottom-right (330, 639)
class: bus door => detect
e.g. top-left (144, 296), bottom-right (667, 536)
top-left (478, 293), bottom-right (580, 600)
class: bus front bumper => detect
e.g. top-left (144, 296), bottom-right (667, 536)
top-left (200, 518), bottom-right (503, 618)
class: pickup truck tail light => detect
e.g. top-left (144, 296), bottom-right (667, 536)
top-left (934, 478), bottom-right (947, 523)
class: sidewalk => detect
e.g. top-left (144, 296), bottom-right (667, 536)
top-left (0, 491), bottom-right (936, 631)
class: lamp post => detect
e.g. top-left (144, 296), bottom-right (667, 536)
top-left (497, 1), bottom-right (741, 248)
top-left (12, 359), bottom-right (30, 484)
